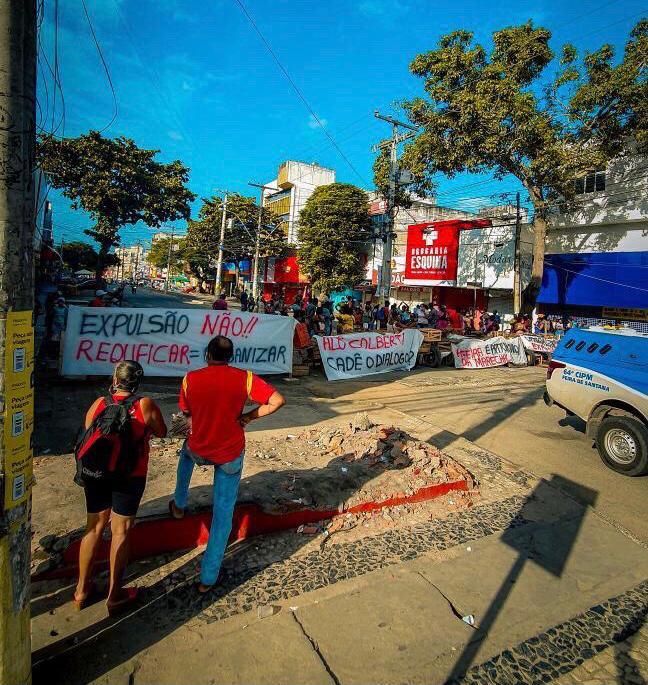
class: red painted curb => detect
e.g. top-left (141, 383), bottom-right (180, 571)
top-left (33, 479), bottom-right (468, 581)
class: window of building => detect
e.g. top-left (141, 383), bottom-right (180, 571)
top-left (574, 170), bottom-right (606, 195)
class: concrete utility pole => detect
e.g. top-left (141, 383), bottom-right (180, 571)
top-left (133, 241), bottom-right (141, 281)
top-left (372, 112), bottom-right (417, 302)
top-left (0, 2), bottom-right (37, 683)
top-left (214, 192), bottom-right (228, 293)
top-left (513, 191), bottom-right (522, 314)
top-left (164, 231), bottom-right (174, 292)
top-left (248, 182), bottom-right (277, 300)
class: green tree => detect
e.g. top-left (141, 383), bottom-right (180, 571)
top-left (61, 241), bottom-right (96, 272)
top-left (184, 193), bottom-right (288, 282)
top-left (37, 131), bottom-right (195, 279)
top-left (389, 20), bottom-right (647, 308)
top-left (146, 237), bottom-right (187, 272)
top-left (298, 183), bottom-right (372, 294)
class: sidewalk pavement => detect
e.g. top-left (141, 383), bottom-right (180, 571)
top-left (31, 430), bottom-right (648, 684)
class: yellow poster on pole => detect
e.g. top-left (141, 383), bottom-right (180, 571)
top-left (2, 311), bottom-right (34, 509)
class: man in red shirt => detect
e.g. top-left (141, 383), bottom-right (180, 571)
top-left (169, 335), bottom-right (285, 592)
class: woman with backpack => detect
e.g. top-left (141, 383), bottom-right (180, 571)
top-left (74, 361), bottom-right (167, 615)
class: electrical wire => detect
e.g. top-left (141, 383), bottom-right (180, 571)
top-left (111, 0), bottom-right (196, 151)
top-left (233, 0), bottom-right (368, 186)
top-left (50, 0), bottom-right (58, 133)
top-left (38, 31), bottom-right (65, 137)
top-left (81, 0), bottom-right (118, 134)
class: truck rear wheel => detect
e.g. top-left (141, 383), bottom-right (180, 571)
top-left (596, 416), bottom-right (648, 476)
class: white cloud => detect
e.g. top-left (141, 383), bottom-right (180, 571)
top-left (308, 114), bottom-right (327, 129)
top-left (168, 130), bottom-right (183, 140)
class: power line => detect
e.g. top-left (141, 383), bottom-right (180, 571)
top-left (233, 0), bottom-right (368, 186)
top-left (111, 0), bottom-right (196, 151)
top-left (81, 0), bottom-right (118, 134)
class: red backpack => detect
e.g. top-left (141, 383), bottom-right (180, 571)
top-left (73, 396), bottom-right (140, 486)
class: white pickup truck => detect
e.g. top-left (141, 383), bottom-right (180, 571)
top-left (544, 327), bottom-right (648, 476)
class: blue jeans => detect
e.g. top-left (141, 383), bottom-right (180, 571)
top-left (173, 442), bottom-right (244, 586)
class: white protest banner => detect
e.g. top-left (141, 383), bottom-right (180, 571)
top-left (316, 330), bottom-right (423, 381)
top-left (61, 307), bottom-right (296, 377)
top-left (519, 335), bottom-right (558, 354)
top-left (451, 336), bottom-right (525, 369)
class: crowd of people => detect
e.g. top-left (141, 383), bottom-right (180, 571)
top-left (219, 290), bottom-right (576, 338)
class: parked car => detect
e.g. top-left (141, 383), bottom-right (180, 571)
top-left (544, 327), bottom-right (648, 476)
top-left (75, 279), bottom-right (102, 293)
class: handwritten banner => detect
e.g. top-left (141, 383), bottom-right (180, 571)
top-left (315, 330), bottom-right (423, 381)
top-left (519, 335), bottom-right (558, 354)
top-left (452, 336), bottom-right (526, 369)
top-left (61, 307), bottom-right (296, 377)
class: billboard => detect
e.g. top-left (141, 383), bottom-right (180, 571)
top-left (405, 219), bottom-right (492, 285)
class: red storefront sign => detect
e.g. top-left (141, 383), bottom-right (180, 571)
top-left (405, 219), bottom-right (491, 282)
top-left (264, 255), bottom-right (309, 284)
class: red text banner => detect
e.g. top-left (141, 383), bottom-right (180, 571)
top-left (315, 330), bottom-right (423, 381)
top-left (451, 336), bottom-right (526, 369)
top-left (61, 307), bottom-right (296, 377)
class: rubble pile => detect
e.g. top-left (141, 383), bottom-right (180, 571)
top-left (245, 413), bottom-right (477, 514)
top-left (301, 413), bottom-right (475, 490)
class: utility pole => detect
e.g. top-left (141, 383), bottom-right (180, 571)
top-left (513, 191), bottom-right (522, 314)
top-left (248, 182), bottom-right (277, 301)
top-left (0, 2), bottom-right (37, 684)
top-left (133, 241), bottom-right (141, 281)
top-left (164, 231), bottom-right (174, 292)
top-left (214, 193), bottom-right (228, 295)
top-left (372, 112), bottom-right (417, 303)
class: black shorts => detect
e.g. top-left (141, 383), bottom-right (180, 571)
top-left (83, 477), bottom-right (146, 517)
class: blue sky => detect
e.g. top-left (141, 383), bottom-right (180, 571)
top-left (38, 0), bottom-right (646, 248)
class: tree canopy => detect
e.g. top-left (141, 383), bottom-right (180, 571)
top-left (146, 236), bottom-right (187, 272)
top-left (60, 240), bottom-right (118, 273)
top-left (298, 183), bottom-right (372, 294)
top-left (37, 130), bottom-right (195, 278)
top-left (184, 193), bottom-right (288, 281)
top-left (384, 20), bottom-right (647, 308)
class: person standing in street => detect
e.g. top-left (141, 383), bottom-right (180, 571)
top-left (90, 289), bottom-right (108, 307)
top-left (74, 361), bottom-right (167, 615)
top-left (169, 335), bottom-right (285, 592)
top-left (239, 289), bottom-right (249, 312)
top-left (211, 293), bottom-right (228, 310)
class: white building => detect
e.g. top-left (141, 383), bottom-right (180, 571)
top-left (261, 161), bottom-right (336, 244)
top-left (540, 148), bottom-right (648, 330)
top-left (106, 244), bottom-right (147, 280)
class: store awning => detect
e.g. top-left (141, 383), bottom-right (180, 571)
top-left (538, 252), bottom-right (648, 308)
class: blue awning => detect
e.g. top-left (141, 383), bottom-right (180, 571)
top-left (538, 251), bottom-right (648, 308)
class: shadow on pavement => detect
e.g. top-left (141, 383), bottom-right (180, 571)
top-left (447, 474), bottom-right (598, 682)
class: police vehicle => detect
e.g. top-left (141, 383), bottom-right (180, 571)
top-left (544, 327), bottom-right (648, 476)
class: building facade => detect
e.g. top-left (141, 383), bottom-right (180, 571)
top-left (368, 196), bottom-right (532, 312)
top-left (261, 161), bottom-right (336, 244)
top-left (538, 150), bottom-right (648, 331)
top-left (105, 244), bottom-right (148, 280)
top-left (260, 161), bottom-right (335, 303)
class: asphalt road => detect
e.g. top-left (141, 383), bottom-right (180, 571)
top-left (121, 287), bottom-right (216, 309)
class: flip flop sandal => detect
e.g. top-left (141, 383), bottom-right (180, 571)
top-left (107, 587), bottom-right (140, 617)
top-left (168, 500), bottom-right (185, 520)
top-left (72, 582), bottom-right (97, 611)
